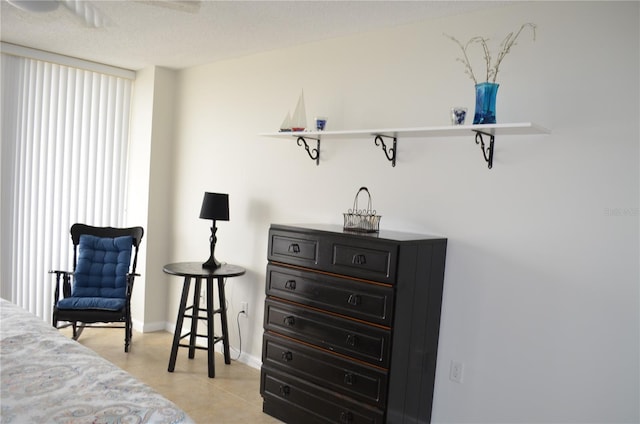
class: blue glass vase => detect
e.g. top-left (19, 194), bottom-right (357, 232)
top-left (473, 82), bottom-right (499, 124)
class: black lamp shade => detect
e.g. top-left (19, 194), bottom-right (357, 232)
top-left (199, 192), bottom-right (229, 221)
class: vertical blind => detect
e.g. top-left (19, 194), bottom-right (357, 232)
top-left (1, 52), bottom-right (133, 323)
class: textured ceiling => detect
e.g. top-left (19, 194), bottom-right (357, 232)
top-left (1, 0), bottom-right (510, 71)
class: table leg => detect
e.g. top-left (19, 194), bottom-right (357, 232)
top-left (168, 276), bottom-right (191, 372)
top-left (217, 276), bottom-right (231, 364)
top-left (188, 277), bottom-right (202, 359)
top-left (206, 277), bottom-right (215, 378)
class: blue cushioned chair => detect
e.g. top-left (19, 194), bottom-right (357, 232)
top-left (50, 224), bottom-right (144, 352)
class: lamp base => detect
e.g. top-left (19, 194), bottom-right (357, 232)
top-left (203, 223), bottom-right (221, 269)
top-left (202, 256), bottom-right (221, 269)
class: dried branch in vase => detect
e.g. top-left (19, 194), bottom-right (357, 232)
top-left (445, 23), bottom-right (537, 84)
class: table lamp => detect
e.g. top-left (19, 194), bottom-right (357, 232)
top-left (199, 192), bottom-right (229, 269)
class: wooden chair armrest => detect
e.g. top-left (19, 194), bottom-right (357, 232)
top-left (49, 270), bottom-right (72, 300)
top-left (125, 273), bottom-right (141, 297)
top-left (49, 270), bottom-right (72, 276)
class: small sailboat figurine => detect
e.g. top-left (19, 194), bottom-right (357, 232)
top-left (279, 111), bottom-right (292, 132)
top-left (291, 90), bottom-right (307, 132)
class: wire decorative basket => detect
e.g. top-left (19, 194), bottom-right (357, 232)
top-left (343, 187), bottom-right (381, 233)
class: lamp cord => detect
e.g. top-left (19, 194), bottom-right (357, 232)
top-left (234, 310), bottom-right (243, 361)
top-left (222, 277), bottom-right (243, 361)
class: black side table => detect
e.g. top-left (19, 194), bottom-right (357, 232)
top-left (163, 262), bottom-right (245, 378)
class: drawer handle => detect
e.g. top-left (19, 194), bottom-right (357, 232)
top-left (283, 316), bottom-right (296, 326)
top-left (284, 279), bottom-right (297, 290)
top-left (347, 294), bottom-right (361, 306)
top-left (346, 334), bottom-right (357, 347)
top-left (288, 243), bottom-right (300, 253)
top-left (340, 411), bottom-right (353, 423)
top-left (343, 373), bottom-right (355, 386)
top-left (352, 254), bottom-right (367, 265)
top-left (281, 351), bottom-right (293, 362)
top-left (279, 385), bottom-right (291, 397)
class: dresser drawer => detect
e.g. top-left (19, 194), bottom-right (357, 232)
top-left (262, 333), bottom-right (388, 408)
top-left (269, 231), bottom-right (319, 267)
top-left (264, 299), bottom-right (391, 367)
top-left (261, 367), bottom-right (384, 424)
top-left (329, 239), bottom-right (397, 284)
top-left (266, 264), bottom-right (394, 326)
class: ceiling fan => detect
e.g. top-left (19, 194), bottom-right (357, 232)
top-left (6, 0), bottom-right (108, 27)
top-left (6, 0), bottom-right (201, 28)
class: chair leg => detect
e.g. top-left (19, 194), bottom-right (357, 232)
top-left (124, 319), bottom-right (131, 352)
top-left (74, 323), bottom-right (85, 340)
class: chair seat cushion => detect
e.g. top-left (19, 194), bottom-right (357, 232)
top-left (56, 296), bottom-right (126, 311)
top-left (72, 234), bottom-right (133, 299)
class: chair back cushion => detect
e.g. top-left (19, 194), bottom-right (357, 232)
top-left (72, 234), bottom-right (133, 299)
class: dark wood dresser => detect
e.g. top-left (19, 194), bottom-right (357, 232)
top-left (260, 224), bottom-right (447, 423)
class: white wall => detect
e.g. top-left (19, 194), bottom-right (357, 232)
top-left (127, 66), bottom-right (153, 328)
top-left (156, 2), bottom-right (638, 423)
top-left (144, 67), bottom-right (178, 329)
top-left (128, 66), bottom-right (178, 331)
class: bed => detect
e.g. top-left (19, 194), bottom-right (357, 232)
top-left (0, 298), bottom-right (194, 424)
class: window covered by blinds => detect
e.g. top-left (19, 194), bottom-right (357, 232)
top-left (1, 51), bottom-right (133, 322)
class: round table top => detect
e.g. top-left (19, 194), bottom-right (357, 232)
top-left (163, 262), bottom-right (246, 278)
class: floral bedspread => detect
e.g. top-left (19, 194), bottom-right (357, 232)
top-left (0, 298), bottom-right (194, 424)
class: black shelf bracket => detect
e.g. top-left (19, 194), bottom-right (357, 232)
top-left (474, 130), bottom-right (495, 169)
top-left (373, 135), bottom-right (397, 167)
top-left (296, 136), bottom-right (320, 165)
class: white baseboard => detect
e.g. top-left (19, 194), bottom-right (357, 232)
top-left (132, 319), bottom-right (165, 333)
top-left (227, 346), bottom-right (262, 370)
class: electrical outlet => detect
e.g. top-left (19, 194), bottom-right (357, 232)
top-left (240, 301), bottom-right (248, 315)
top-left (450, 361), bottom-right (464, 383)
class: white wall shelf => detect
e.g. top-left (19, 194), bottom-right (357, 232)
top-left (260, 122), bottom-right (550, 169)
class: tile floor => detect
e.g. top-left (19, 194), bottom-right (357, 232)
top-left (60, 327), bottom-right (282, 424)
